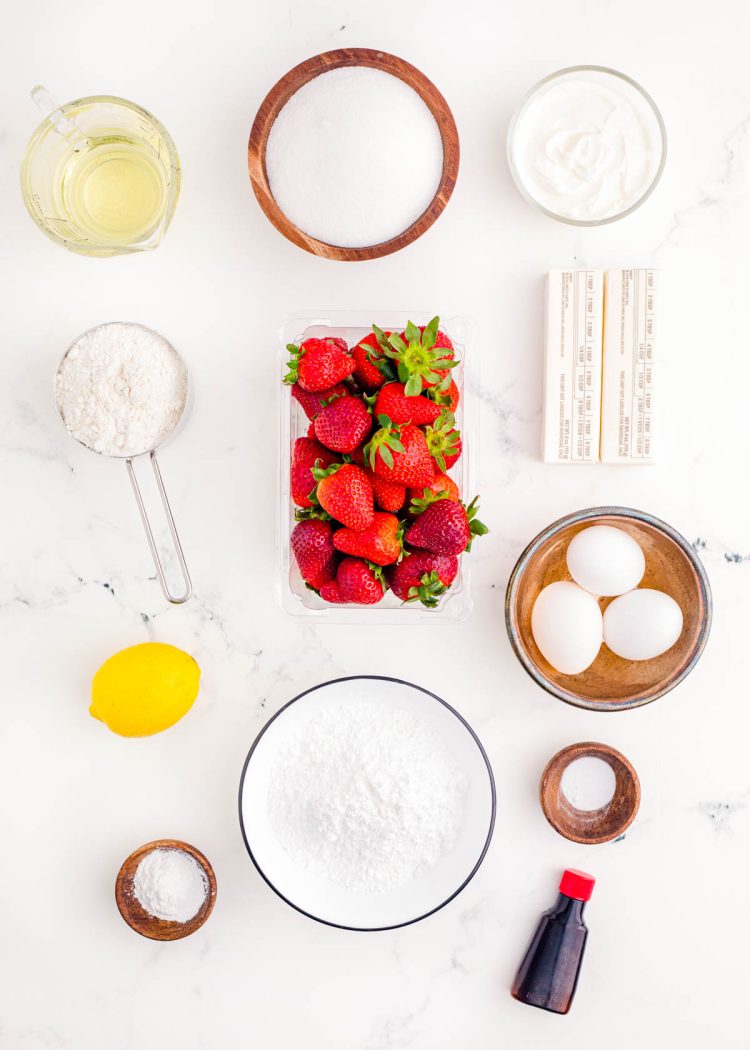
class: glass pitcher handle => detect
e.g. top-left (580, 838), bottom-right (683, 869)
top-left (31, 84), bottom-right (88, 150)
top-left (126, 452), bottom-right (192, 605)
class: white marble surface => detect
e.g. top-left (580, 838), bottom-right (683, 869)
top-left (1, 0), bottom-right (748, 1046)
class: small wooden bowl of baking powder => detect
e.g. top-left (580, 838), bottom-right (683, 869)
top-left (248, 48), bottom-right (460, 261)
top-left (540, 742), bottom-right (641, 845)
top-left (115, 839), bottom-right (217, 941)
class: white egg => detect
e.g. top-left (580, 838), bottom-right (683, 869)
top-left (603, 588), bottom-right (683, 661)
top-left (566, 524), bottom-right (646, 596)
top-left (531, 581), bottom-right (603, 675)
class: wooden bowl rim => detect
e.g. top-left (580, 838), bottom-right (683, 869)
top-left (540, 741), bottom-right (641, 844)
top-left (115, 838), bottom-right (217, 941)
top-left (505, 505), bottom-right (712, 712)
top-left (247, 48), bottom-right (460, 261)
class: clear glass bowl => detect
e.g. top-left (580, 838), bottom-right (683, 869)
top-left (277, 311), bottom-right (478, 623)
top-left (506, 65), bottom-right (667, 227)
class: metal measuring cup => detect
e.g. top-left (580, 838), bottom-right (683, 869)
top-left (54, 322), bottom-right (192, 604)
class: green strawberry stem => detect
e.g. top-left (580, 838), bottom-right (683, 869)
top-left (409, 489), bottom-right (451, 516)
top-left (364, 327), bottom-right (397, 381)
top-left (406, 570), bottom-right (449, 608)
top-left (382, 316), bottom-right (458, 395)
top-left (367, 561), bottom-right (388, 593)
top-left (283, 343), bottom-right (302, 385)
top-left (364, 414), bottom-right (405, 471)
top-left (464, 496), bottom-right (489, 551)
top-left (425, 411), bottom-right (461, 473)
top-left (294, 506), bottom-right (331, 522)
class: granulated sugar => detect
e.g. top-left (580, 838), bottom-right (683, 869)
top-left (265, 67), bottom-right (444, 248)
top-left (267, 701), bottom-right (467, 893)
top-left (55, 322), bottom-right (187, 457)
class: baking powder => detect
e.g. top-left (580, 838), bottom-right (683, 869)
top-left (265, 67), bottom-right (444, 248)
top-left (55, 322), bottom-right (187, 457)
top-left (267, 701), bottom-right (467, 893)
top-left (560, 756), bottom-right (616, 811)
top-left (133, 848), bottom-right (208, 923)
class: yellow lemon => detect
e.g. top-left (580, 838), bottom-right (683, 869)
top-left (90, 642), bottom-right (200, 737)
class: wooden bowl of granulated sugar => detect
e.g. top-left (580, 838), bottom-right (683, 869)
top-left (248, 48), bottom-right (460, 261)
top-left (115, 839), bottom-right (216, 940)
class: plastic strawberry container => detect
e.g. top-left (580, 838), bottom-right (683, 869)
top-left (278, 311), bottom-right (478, 623)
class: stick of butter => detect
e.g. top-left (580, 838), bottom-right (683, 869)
top-left (600, 269), bottom-right (657, 464)
top-left (542, 270), bottom-right (603, 463)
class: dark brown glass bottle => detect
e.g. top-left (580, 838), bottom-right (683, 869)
top-left (511, 869), bottom-right (595, 1015)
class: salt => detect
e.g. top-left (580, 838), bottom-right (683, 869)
top-left (133, 848), bottom-right (208, 923)
top-left (265, 67), bottom-right (444, 248)
top-left (267, 700), bottom-right (467, 893)
top-left (560, 756), bottom-right (616, 811)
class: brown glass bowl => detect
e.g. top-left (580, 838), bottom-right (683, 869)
top-left (540, 741), bottom-right (641, 844)
top-left (505, 507), bottom-right (712, 711)
top-left (248, 48), bottom-right (459, 261)
top-left (115, 839), bottom-right (217, 941)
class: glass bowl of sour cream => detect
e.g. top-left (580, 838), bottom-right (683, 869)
top-left (507, 65), bottom-right (666, 226)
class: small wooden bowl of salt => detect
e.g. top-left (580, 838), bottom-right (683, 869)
top-left (248, 48), bottom-right (460, 260)
top-left (540, 742), bottom-right (641, 845)
top-left (115, 839), bottom-right (217, 940)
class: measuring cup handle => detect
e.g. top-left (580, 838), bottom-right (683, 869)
top-left (31, 84), bottom-right (88, 150)
top-left (126, 452), bottom-right (192, 605)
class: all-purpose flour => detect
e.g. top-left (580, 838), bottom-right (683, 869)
top-left (265, 67), bottom-right (444, 248)
top-left (267, 701), bottom-right (467, 893)
top-left (55, 322), bottom-right (187, 457)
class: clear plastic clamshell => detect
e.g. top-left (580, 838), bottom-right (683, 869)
top-left (278, 311), bottom-right (478, 623)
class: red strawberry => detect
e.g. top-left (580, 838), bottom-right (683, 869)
top-left (314, 395), bottom-right (372, 453)
top-left (369, 472), bottom-right (406, 512)
top-left (347, 443), bottom-right (366, 466)
top-left (313, 463), bottom-right (374, 530)
top-left (320, 557), bottom-right (386, 604)
top-left (427, 378), bottom-right (460, 413)
top-left (365, 416), bottom-right (435, 488)
top-left (387, 551), bottom-right (459, 607)
top-left (292, 382), bottom-right (349, 420)
top-left (291, 437), bottom-right (337, 508)
top-left (284, 338), bottom-right (355, 393)
top-left (425, 411), bottom-right (462, 471)
top-left (332, 512), bottom-right (403, 566)
top-left (374, 382), bottom-right (442, 426)
top-left (291, 519), bottom-right (338, 591)
top-left (352, 331), bottom-right (394, 390)
top-left (408, 473), bottom-right (460, 507)
top-left (406, 496), bottom-right (488, 556)
top-left (380, 317), bottom-right (457, 395)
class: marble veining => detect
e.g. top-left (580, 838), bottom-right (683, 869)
top-left (1, 0), bottom-right (749, 1048)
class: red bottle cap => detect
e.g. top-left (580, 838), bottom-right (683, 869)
top-left (559, 869), bottom-right (595, 902)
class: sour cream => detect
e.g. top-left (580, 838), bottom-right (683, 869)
top-left (509, 67), bottom-right (665, 223)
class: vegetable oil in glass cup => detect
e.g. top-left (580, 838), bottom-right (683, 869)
top-left (21, 88), bottom-right (180, 257)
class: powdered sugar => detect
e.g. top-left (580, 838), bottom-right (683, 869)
top-left (133, 848), bottom-right (208, 923)
top-left (265, 67), bottom-right (444, 248)
top-left (55, 322), bottom-right (188, 457)
top-left (267, 700), bottom-right (467, 893)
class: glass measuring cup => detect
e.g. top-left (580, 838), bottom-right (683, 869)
top-left (54, 323), bottom-right (192, 604)
top-left (22, 87), bottom-right (180, 256)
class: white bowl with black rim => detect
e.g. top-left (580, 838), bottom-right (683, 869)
top-left (238, 675), bottom-right (495, 931)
